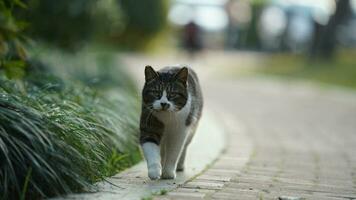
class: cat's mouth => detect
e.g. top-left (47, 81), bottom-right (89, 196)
top-left (154, 108), bottom-right (174, 112)
top-left (152, 102), bottom-right (178, 112)
top-left (153, 106), bottom-right (179, 112)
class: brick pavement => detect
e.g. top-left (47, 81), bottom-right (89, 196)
top-left (155, 78), bottom-right (356, 200)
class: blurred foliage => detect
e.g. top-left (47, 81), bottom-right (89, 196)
top-left (0, 0), bottom-right (28, 79)
top-left (36, 49), bottom-right (137, 91)
top-left (244, 1), bottom-right (266, 49)
top-left (16, 0), bottom-right (167, 51)
top-left (114, 0), bottom-right (168, 50)
top-left (19, 0), bottom-right (96, 50)
top-left (258, 50), bottom-right (356, 89)
top-left (1, 0), bottom-right (168, 80)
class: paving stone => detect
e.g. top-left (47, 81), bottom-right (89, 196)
top-left (155, 196), bottom-right (203, 200)
top-left (174, 188), bottom-right (212, 194)
top-left (166, 192), bottom-right (205, 198)
top-left (183, 181), bottom-right (225, 190)
top-left (148, 61), bottom-right (356, 200)
top-left (196, 174), bottom-right (232, 182)
top-left (211, 192), bottom-right (259, 200)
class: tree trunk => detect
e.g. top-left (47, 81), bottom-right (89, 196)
top-left (310, 0), bottom-right (352, 59)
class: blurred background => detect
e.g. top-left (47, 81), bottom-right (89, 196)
top-left (2, 0), bottom-right (356, 52)
top-left (2, 0), bottom-right (355, 86)
top-left (1, 0), bottom-right (356, 199)
top-left (2, 0), bottom-right (356, 61)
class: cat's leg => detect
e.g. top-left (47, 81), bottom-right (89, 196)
top-left (177, 129), bottom-right (194, 171)
top-left (160, 137), bottom-right (167, 169)
top-left (142, 142), bottom-right (161, 180)
top-left (176, 146), bottom-right (187, 171)
top-left (161, 133), bottom-right (187, 179)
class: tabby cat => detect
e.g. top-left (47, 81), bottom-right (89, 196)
top-left (140, 65), bottom-right (203, 179)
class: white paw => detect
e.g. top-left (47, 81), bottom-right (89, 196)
top-left (161, 170), bottom-right (176, 179)
top-left (148, 164), bottom-right (161, 180)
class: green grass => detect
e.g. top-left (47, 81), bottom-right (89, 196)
top-left (0, 53), bottom-right (141, 199)
top-left (158, 189), bottom-right (168, 195)
top-left (141, 196), bottom-right (153, 200)
top-left (257, 50), bottom-right (356, 89)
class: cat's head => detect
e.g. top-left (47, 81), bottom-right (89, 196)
top-left (142, 65), bottom-right (188, 112)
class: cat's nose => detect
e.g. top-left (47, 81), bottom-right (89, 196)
top-left (160, 102), bottom-right (170, 110)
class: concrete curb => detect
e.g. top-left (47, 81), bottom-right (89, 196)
top-left (54, 110), bottom-right (226, 200)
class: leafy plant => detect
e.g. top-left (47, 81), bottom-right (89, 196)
top-left (0, 0), bottom-right (29, 79)
top-left (0, 71), bottom-right (141, 199)
top-left (115, 0), bottom-right (168, 50)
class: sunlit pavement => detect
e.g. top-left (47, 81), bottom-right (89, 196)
top-left (122, 51), bottom-right (356, 200)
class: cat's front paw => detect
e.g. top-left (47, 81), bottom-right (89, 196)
top-left (148, 164), bottom-right (161, 180)
top-left (161, 170), bottom-right (176, 179)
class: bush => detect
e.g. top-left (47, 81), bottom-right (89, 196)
top-left (0, 0), bottom-right (29, 79)
top-left (19, 0), bottom-right (96, 50)
top-left (0, 63), bottom-right (141, 199)
top-left (113, 0), bottom-right (168, 50)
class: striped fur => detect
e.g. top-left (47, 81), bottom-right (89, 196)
top-left (140, 65), bottom-right (203, 179)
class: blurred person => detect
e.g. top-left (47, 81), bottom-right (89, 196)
top-left (182, 20), bottom-right (202, 58)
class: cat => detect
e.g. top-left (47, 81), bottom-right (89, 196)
top-left (140, 65), bottom-right (203, 180)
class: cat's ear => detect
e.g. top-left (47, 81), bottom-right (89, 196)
top-left (175, 67), bottom-right (188, 84)
top-left (145, 65), bottom-right (158, 82)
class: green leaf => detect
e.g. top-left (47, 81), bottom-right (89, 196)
top-left (13, 0), bottom-right (27, 9)
top-left (14, 39), bottom-right (27, 60)
top-left (20, 167), bottom-right (32, 200)
top-left (3, 60), bottom-right (26, 79)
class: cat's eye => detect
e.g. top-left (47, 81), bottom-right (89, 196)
top-left (149, 90), bottom-right (161, 96)
top-left (168, 93), bottom-right (180, 98)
